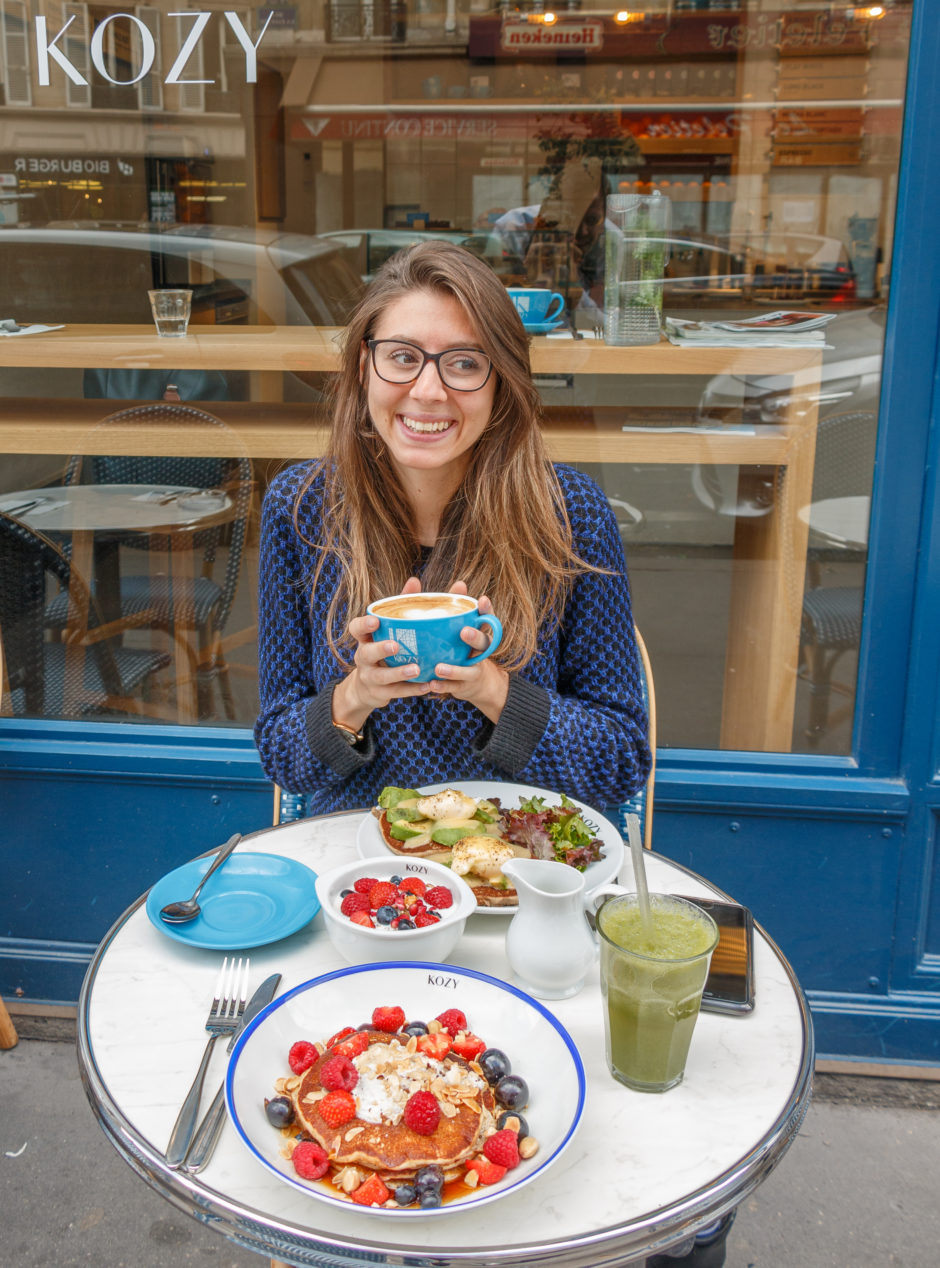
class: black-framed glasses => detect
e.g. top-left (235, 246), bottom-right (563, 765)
top-left (366, 339), bottom-right (493, 392)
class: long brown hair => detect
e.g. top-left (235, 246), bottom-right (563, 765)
top-left (299, 240), bottom-right (593, 668)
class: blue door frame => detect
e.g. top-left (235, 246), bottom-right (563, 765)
top-left (2, 5), bottom-right (939, 1064)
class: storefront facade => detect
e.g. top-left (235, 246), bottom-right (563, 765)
top-left (1, 0), bottom-right (938, 1065)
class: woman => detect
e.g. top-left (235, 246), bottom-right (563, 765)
top-left (254, 241), bottom-right (650, 815)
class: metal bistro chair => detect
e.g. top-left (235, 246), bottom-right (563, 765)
top-left (798, 410), bottom-right (875, 746)
top-left (272, 624), bottom-right (657, 855)
top-left (0, 511), bottom-right (171, 720)
top-left (48, 403), bottom-right (255, 720)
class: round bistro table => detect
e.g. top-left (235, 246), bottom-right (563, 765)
top-left (77, 812), bottom-right (813, 1268)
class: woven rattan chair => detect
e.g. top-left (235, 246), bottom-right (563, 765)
top-left (0, 511), bottom-right (171, 719)
top-left (48, 403), bottom-right (255, 720)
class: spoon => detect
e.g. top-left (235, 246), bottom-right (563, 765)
top-left (159, 833), bottom-right (242, 923)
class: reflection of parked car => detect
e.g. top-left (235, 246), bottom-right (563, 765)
top-left (663, 231), bottom-right (858, 308)
top-left (0, 222), bottom-right (365, 328)
top-left (690, 306), bottom-right (884, 518)
top-left (321, 227), bottom-right (524, 284)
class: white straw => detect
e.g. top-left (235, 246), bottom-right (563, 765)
top-left (626, 813), bottom-right (653, 935)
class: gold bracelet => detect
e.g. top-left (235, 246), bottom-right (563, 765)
top-left (333, 719), bottom-right (365, 746)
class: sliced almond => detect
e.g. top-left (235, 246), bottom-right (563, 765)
top-left (344, 1126), bottom-right (365, 1141)
top-left (439, 1100), bottom-right (459, 1118)
top-left (464, 1168), bottom-right (479, 1188)
top-left (519, 1135), bottom-right (540, 1159)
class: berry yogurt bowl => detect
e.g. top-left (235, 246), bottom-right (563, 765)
top-left (315, 856), bottom-right (478, 965)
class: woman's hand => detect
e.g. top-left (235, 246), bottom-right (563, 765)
top-left (330, 576), bottom-right (429, 731)
top-left (428, 582), bottom-right (510, 725)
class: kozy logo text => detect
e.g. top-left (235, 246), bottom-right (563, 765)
top-left (35, 11), bottom-right (272, 88)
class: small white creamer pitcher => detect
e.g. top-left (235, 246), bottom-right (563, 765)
top-left (501, 857), bottom-right (603, 999)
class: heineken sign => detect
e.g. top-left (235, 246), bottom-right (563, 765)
top-left (34, 11), bottom-right (273, 88)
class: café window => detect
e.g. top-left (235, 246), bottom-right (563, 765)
top-left (0, 0), bottom-right (912, 757)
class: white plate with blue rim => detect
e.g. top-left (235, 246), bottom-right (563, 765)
top-left (225, 962), bottom-right (586, 1216)
top-left (357, 780), bottom-right (624, 915)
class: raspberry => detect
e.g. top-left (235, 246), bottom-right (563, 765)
top-left (349, 910), bottom-right (374, 927)
top-left (288, 1040), bottom-right (319, 1074)
top-left (368, 881), bottom-right (399, 909)
top-left (414, 912), bottom-right (440, 927)
top-left (332, 1031), bottom-right (370, 1059)
top-left (403, 1090), bottom-right (440, 1135)
top-left (483, 1129), bottom-right (520, 1169)
top-left (398, 876), bottom-right (426, 897)
top-left (435, 1008), bottom-right (468, 1036)
top-left (340, 891), bottom-right (371, 916)
top-left (466, 1155), bottom-right (507, 1186)
top-left (372, 1004), bottom-right (406, 1032)
top-left (291, 1140), bottom-right (329, 1180)
top-left (317, 1089), bottom-right (357, 1128)
top-left (425, 886), bottom-right (453, 910)
top-left (353, 876), bottom-right (379, 894)
top-left (319, 1053), bottom-right (359, 1092)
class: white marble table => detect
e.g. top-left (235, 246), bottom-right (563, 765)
top-left (77, 812), bottom-right (813, 1268)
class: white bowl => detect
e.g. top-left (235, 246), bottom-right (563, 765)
top-left (314, 855), bottom-right (477, 965)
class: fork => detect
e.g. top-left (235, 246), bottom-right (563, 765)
top-left (166, 956), bottom-right (249, 1168)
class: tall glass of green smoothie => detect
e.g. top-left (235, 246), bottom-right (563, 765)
top-left (597, 893), bottom-right (719, 1093)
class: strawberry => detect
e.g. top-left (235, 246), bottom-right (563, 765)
top-left (451, 1031), bottom-right (486, 1061)
top-left (466, 1155), bottom-right (507, 1186)
top-left (416, 1031), bottom-right (452, 1060)
top-left (326, 1025), bottom-right (356, 1048)
top-left (349, 910), bottom-right (374, 927)
top-left (402, 1090), bottom-right (440, 1135)
top-left (414, 912), bottom-right (440, 928)
top-left (291, 1140), bottom-right (330, 1181)
top-left (371, 1004), bottom-right (406, 1032)
top-left (332, 1031), bottom-right (370, 1059)
top-left (287, 1040), bottom-right (319, 1074)
top-left (353, 876), bottom-right (379, 894)
top-left (317, 1089), bottom-right (357, 1128)
top-left (435, 1008), bottom-right (468, 1036)
top-left (482, 1129), bottom-right (520, 1169)
top-left (424, 885), bottom-right (453, 910)
top-left (340, 891), bottom-right (371, 916)
top-left (398, 876), bottom-right (426, 897)
top-left (368, 881), bottom-right (399, 909)
top-left (319, 1053), bottom-right (359, 1093)
top-left (351, 1172), bottom-right (390, 1206)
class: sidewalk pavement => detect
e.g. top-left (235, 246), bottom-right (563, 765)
top-left (3, 1024), bottom-right (939, 1268)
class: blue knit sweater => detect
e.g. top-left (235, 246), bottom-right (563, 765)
top-left (254, 462), bottom-right (651, 815)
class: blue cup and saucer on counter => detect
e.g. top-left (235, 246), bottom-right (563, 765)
top-left (507, 287), bottom-right (567, 334)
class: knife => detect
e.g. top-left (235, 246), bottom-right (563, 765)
top-left (180, 971), bottom-right (281, 1173)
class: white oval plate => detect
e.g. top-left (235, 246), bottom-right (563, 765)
top-left (226, 962), bottom-right (585, 1217)
top-left (356, 780), bottom-right (624, 916)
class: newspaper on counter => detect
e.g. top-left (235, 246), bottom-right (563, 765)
top-left (0, 320), bottom-right (65, 336)
top-left (664, 310), bottom-right (835, 348)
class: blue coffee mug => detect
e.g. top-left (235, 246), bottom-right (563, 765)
top-left (507, 288), bottom-right (565, 327)
top-left (368, 592), bottom-right (503, 683)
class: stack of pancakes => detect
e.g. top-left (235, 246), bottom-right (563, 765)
top-left (290, 1030), bottom-right (498, 1182)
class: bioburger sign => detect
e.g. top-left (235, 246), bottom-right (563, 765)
top-left (34, 11), bottom-right (272, 88)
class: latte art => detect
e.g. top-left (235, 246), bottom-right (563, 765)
top-left (372, 594), bottom-right (476, 619)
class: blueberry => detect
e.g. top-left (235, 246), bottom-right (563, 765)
top-left (403, 1021), bottom-right (428, 1037)
top-left (497, 1110), bottom-right (529, 1138)
top-left (393, 1184), bottom-right (417, 1207)
top-left (419, 1190), bottom-right (442, 1208)
top-left (478, 1047), bottom-right (511, 1085)
top-left (390, 875), bottom-right (403, 885)
top-left (396, 918), bottom-right (416, 930)
top-left (415, 1165), bottom-right (445, 1195)
top-left (495, 1074), bottom-right (529, 1110)
top-left (263, 1096), bottom-right (294, 1129)
top-left (375, 905), bottom-right (397, 925)
top-left (340, 888), bottom-right (353, 897)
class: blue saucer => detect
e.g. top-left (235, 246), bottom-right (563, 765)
top-left (146, 852), bottom-right (320, 950)
top-left (522, 319), bottom-right (566, 335)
